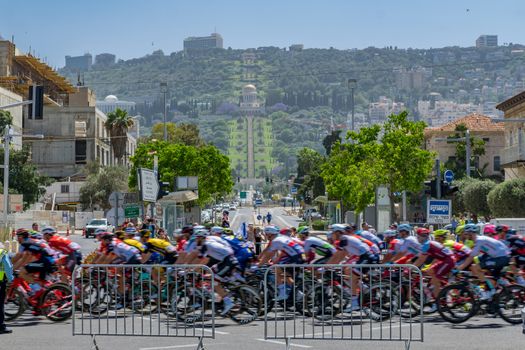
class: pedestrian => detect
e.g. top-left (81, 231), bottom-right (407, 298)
top-left (31, 222), bottom-right (39, 232)
top-left (0, 242), bottom-right (14, 334)
top-left (266, 212), bottom-right (272, 225)
top-left (254, 227), bottom-right (264, 256)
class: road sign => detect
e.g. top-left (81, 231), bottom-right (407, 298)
top-left (291, 187), bottom-right (297, 195)
top-left (107, 207), bottom-right (125, 227)
top-left (240, 191), bottom-right (247, 199)
top-left (108, 191), bottom-right (125, 208)
top-left (255, 199), bottom-right (263, 206)
top-left (427, 199), bottom-right (452, 224)
top-left (139, 168), bottom-right (159, 202)
top-left (444, 170), bottom-right (454, 183)
top-left (124, 204), bottom-right (140, 218)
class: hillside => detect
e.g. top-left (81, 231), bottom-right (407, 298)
top-left (62, 45), bottom-right (525, 124)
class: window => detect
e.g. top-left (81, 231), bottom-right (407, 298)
top-left (483, 137), bottom-right (490, 143)
top-left (61, 184), bottom-right (70, 193)
top-left (75, 140), bottom-right (87, 164)
top-left (494, 156), bottom-right (501, 172)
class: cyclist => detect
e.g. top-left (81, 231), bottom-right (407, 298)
top-left (211, 226), bottom-right (255, 274)
top-left (258, 225), bottom-right (305, 301)
top-left (355, 225), bottom-right (383, 251)
top-left (297, 226), bottom-right (336, 264)
top-left (381, 229), bottom-right (403, 263)
top-left (483, 224), bottom-right (499, 239)
top-left (185, 229), bottom-right (240, 315)
top-left (97, 233), bottom-right (142, 265)
top-left (344, 224), bottom-right (381, 256)
top-left (326, 224), bottom-right (378, 311)
top-left (457, 224), bottom-right (511, 299)
top-left (41, 227), bottom-right (82, 281)
top-left (173, 229), bottom-right (187, 252)
top-left (139, 230), bottom-right (178, 264)
top-left (390, 224), bottom-right (421, 264)
top-left (502, 229), bottom-right (525, 286)
top-left (412, 228), bottom-right (455, 308)
top-left (433, 229), bottom-right (471, 265)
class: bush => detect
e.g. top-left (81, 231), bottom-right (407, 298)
top-left (312, 219), bottom-right (328, 230)
top-left (462, 179), bottom-right (496, 217)
top-left (488, 178), bottom-right (525, 217)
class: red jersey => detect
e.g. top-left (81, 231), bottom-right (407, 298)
top-left (421, 241), bottom-right (454, 261)
top-left (48, 235), bottom-right (80, 254)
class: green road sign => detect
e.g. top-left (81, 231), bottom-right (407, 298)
top-left (124, 204), bottom-right (140, 218)
top-left (240, 191), bottom-right (247, 199)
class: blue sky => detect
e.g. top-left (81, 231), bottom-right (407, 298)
top-left (1, 0), bottom-right (523, 67)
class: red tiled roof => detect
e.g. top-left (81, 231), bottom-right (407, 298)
top-left (425, 114), bottom-right (504, 133)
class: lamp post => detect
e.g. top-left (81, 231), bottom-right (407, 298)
top-left (347, 79), bottom-right (357, 132)
top-left (160, 82), bottom-right (168, 141)
top-left (2, 126), bottom-right (44, 226)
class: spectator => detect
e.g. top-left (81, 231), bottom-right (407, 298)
top-left (266, 212), bottom-right (272, 225)
top-left (32, 222), bottom-right (39, 232)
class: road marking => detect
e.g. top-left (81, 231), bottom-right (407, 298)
top-left (256, 339), bottom-right (312, 348)
top-left (203, 328), bottom-right (230, 335)
top-left (301, 323), bottom-right (410, 337)
top-left (139, 345), bottom-right (198, 350)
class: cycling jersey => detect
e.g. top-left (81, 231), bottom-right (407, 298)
top-left (505, 235), bottom-right (525, 256)
top-left (123, 238), bottom-right (146, 253)
top-left (303, 237), bottom-right (336, 257)
top-left (443, 240), bottom-right (471, 261)
top-left (20, 239), bottom-right (56, 260)
top-left (266, 235), bottom-right (305, 257)
top-left (175, 239), bottom-right (187, 252)
top-left (221, 235), bottom-right (254, 270)
top-left (399, 236), bottom-right (422, 255)
top-left (386, 238), bottom-right (403, 255)
top-left (338, 235), bottom-right (371, 257)
top-left (356, 230), bottom-right (383, 248)
top-left (47, 235), bottom-right (80, 255)
top-left (105, 238), bottom-right (142, 263)
top-left (420, 241), bottom-right (454, 260)
top-left (350, 234), bottom-right (381, 254)
top-left (199, 238), bottom-right (234, 261)
top-left (471, 236), bottom-right (510, 258)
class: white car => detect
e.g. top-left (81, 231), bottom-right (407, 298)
top-left (85, 218), bottom-right (114, 238)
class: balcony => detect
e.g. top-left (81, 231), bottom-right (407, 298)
top-left (502, 143), bottom-right (525, 165)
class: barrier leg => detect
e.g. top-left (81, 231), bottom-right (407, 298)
top-left (522, 306), bottom-right (525, 334)
top-left (404, 340), bottom-right (411, 350)
top-left (285, 337), bottom-right (291, 350)
top-left (196, 336), bottom-right (205, 350)
top-left (91, 335), bottom-right (100, 350)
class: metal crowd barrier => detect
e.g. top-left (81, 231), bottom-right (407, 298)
top-left (264, 264), bottom-right (424, 350)
top-left (72, 264), bottom-right (215, 350)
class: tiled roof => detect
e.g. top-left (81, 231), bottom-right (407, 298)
top-left (426, 114), bottom-right (504, 133)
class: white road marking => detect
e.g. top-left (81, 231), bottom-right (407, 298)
top-left (301, 324), bottom-right (409, 337)
top-left (256, 339), bottom-right (312, 348)
top-left (139, 344), bottom-right (198, 350)
top-left (203, 328), bottom-right (230, 335)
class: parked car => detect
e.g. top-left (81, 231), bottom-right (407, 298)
top-left (229, 204), bottom-right (237, 211)
top-left (302, 208), bottom-right (322, 221)
top-left (85, 218), bottom-right (114, 238)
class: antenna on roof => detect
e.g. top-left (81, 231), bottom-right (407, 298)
top-left (82, 74), bottom-right (85, 86)
top-left (77, 72), bottom-right (82, 86)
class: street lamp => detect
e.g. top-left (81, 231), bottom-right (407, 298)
top-left (2, 126), bottom-right (44, 226)
top-left (435, 129), bottom-right (472, 177)
top-left (347, 79), bottom-right (357, 131)
top-left (160, 82), bottom-right (168, 142)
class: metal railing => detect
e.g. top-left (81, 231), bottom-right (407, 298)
top-left (72, 264), bottom-right (215, 350)
top-left (263, 264), bottom-right (424, 350)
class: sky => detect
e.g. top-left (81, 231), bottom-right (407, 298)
top-left (1, 0), bottom-right (523, 68)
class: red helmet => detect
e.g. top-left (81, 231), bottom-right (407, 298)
top-left (495, 224), bottom-right (509, 233)
top-left (280, 227), bottom-right (292, 236)
top-left (416, 228), bottom-right (430, 236)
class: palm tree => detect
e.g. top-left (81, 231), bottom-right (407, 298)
top-left (105, 108), bottom-right (134, 164)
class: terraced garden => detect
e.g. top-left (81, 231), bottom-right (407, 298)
top-left (253, 117), bottom-right (275, 178)
top-left (227, 117), bottom-right (248, 178)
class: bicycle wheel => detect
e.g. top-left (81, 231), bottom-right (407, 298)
top-left (129, 281), bottom-right (159, 314)
top-left (496, 284), bottom-right (525, 324)
top-left (4, 286), bottom-right (25, 321)
top-left (365, 283), bottom-right (397, 322)
top-left (437, 284), bottom-right (478, 324)
top-left (171, 286), bottom-right (207, 323)
top-left (42, 283), bottom-right (73, 322)
top-left (229, 285), bottom-right (261, 324)
top-left (306, 284), bottom-right (343, 321)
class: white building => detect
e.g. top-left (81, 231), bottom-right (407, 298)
top-left (240, 84), bottom-right (263, 115)
top-left (418, 99), bottom-right (484, 127)
top-left (368, 97), bottom-right (405, 123)
top-left (96, 95), bottom-right (136, 115)
top-left (0, 86), bottom-right (23, 150)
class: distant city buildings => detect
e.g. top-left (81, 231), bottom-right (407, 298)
top-left (183, 33), bottom-right (223, 51)
top-left (96, 94), bottom-right (136, 114)
top-left (289, 44), bottom-right (304, 52)
top-left (394, 67), bottom-right (428, 90)
top-left (476, 35), bottom-right (498, 48)
top-left (65, 53), bottom-right (92, 71)
top-left (95, 53), bottom-right (116, 66)
top-left (368, 97), bottom-right (405, 123)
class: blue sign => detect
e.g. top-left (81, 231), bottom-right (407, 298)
top-left (427, 199), bottom-right (452, 224)
top-left (444, 170), bottom-right (454, 183)
top-left (291, 187), bottom-right (298, 195)
top-left (255, 199), bottom-right (263, 205)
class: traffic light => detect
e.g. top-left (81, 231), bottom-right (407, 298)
top-left (424, 179), bottom-right (438, 198)
top-left (157, 174), bottom-right (170, 200)
top-left (28, 85), bottom-right (44, 119)
top-left (441, 182), bottom-right (459, 197)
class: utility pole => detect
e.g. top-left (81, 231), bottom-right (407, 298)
top-left (348, 79), bottom-right (357, 132)
top-left (3, 126), bottom-right (10, 227)
top-left (435, 158), bottom-right (441, 199)
top-left (465, 129), bottom-right (471, 178)
top-left (160, 82), bottom-right (168, 141)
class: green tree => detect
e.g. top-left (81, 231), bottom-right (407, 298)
top-left (150, 122), bottom-right (204, 146)
top-left (488, 179), bottom-right (525, 217)
top-left (0, 145), bottom-right (52, 208)
top-left (129, 141), bottom-right (233, 205)
top-left (322, 130), bottom-right (342, 155)
top-left (105, 108), bottom-right (134, 164)
top-left (444, 124), bottom-right (486, 179)
top-left (79, 165), bottom-right (129, 210)
top-left (462, 178), bottom-right (496, 217)
top-left (0, 110), bottom-right (13, 131)
top-left (296, 148), bottom-right (325, 203)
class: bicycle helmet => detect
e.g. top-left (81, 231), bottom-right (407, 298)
top-left (15, 228), bottom-right (29, 238)
top-left (297, 226), bottom-right (310, 236)
top-left (483, 224), bottom-right (497, 235)
top-left (433, 229), bottom-right (449, 238)
top-left (139, 229), bottom-right (151, 238)
top-left (463, 224), bottom-right (478, 233)
top-left (210, 226), bottom-right (224, 236)
top-left (330, 224), bottom-right (347, 233)
top-left (263, 225), bottom-right (280, 236)
top-left (125, 227), bottom-right (137, 235)
top-left (397, 224), bottom-right (412, 233)
top-left (416, 228), bottom-right (430, 236)
top-left (383, 229), bottom-right (398, 238)
top-left (29, 230), bottom-right (43, 239)
top-left (495, 224), bottom-right (509, 233)
top-left (41, 227), bottom-right (57, 235)
top-left (115, 230), bottom-right (125, 239)
top-left (280, 227), bottom-right (292, 236)
top-left (193, 225), bottom-right (206, 234)
top-left (194, 229), bottom-right (208, 238)
top-left (455, 225), bottom-right (465, 235)
top-left (101, 232), bottom-right (114, 240)
top-left (181, 225), bottom-right (193, 234)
